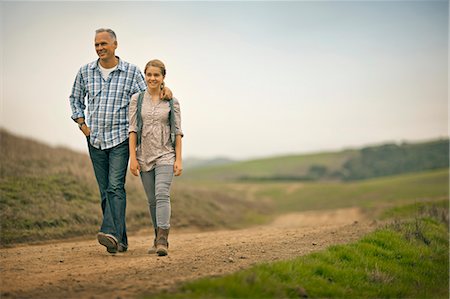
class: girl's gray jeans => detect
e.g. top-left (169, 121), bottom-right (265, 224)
top-left (140, 165), bottom-right (174, 230)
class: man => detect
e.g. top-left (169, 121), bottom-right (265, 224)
top-left (69, 28), bottom-right (171, 254)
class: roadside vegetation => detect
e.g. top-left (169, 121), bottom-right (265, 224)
top-left (148, 200), bottom-right (449, 299)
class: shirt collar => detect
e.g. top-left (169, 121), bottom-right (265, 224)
top-left (89, 56), bottom-right (125, 71)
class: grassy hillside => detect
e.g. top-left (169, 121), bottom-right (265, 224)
top-left (185, 139), bottom-right (448, 182)
top-left (0, 130), bottom-right (271, 245)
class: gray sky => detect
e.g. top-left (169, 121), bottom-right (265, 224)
top-left (1, 1), bottom-right (448, 160)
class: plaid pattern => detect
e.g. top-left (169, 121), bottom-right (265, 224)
top-left (69, 58), bottom-right (146, 149)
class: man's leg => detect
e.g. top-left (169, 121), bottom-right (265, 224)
top-left (108, 138), bottom-right (130, 248)
top-left (87, 138), bottom-right (116, 237)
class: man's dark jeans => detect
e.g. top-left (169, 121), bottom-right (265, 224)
top-left (87, 137), bottom-right (129, 247)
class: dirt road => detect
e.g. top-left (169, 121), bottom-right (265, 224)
top-left (0, 208), bottom-right (378, 299)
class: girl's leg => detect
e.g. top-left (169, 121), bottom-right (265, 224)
top-left (154, 165), bottom-right (174, 256)
top-left (154, 165), bottom-right (174, 229)
top-left (140, 169), bottom-right (157, 231)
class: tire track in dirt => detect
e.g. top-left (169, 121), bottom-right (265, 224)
top-left (0, 208), bottom-right (378, 299)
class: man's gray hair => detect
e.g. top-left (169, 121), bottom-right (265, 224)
top-left (95, 28), bottom-right (117, 41)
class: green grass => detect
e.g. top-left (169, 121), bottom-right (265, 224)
top-left (380, 199), bottom-right (449, 223)
top-left (146, 201), bottom-right (449, 299)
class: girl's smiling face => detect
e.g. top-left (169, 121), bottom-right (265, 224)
top-left (145, 66), bottom-right (164, 90)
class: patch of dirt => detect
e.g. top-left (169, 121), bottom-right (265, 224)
top-left (0, 208), bottom-right (378, 299)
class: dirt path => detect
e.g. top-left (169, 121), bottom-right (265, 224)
top-left (0, 208), bottom-right (378, 299)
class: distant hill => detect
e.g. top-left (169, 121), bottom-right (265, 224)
top-left (185, 139), bottom-right (449, 182)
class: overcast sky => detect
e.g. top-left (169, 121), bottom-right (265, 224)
top-left (1, 1), bottom-right (448, 160)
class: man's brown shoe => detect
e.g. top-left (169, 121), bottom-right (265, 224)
top-left (97, 232), bottom-right (118, 254)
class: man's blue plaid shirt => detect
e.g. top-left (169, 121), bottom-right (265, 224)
top-left (69, 58), bottom-right (147, 150)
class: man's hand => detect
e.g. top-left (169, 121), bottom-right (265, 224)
top-left (160, 86), bottom-right (173, 100)
top-left (174, 160), bottom-right (183, 176)
top-left (76, 118), bottom-right (91, 137)
top-left (81, 124), bottom-right (91, 137)
top-left (130, 157), bottom-right (141, 176)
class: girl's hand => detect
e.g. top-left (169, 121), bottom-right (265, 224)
top-left (130, 157), bottom-right (141, 176)
top-left (174, 160), bottom-right (183, 176)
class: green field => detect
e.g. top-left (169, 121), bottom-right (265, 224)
top-left (251, 168), bottom-right (449, 214)
top-left (190, 168), bottom-right (448, 220)
top-left (147, 200), bottom-right (449, 299)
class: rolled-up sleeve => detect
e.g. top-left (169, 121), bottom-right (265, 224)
top-left (69, 69), bottom-right (86, 120)
top-left (129, 93), bottom-right (139, 133)
top-left (173, 98), bottom-right (183, 137)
